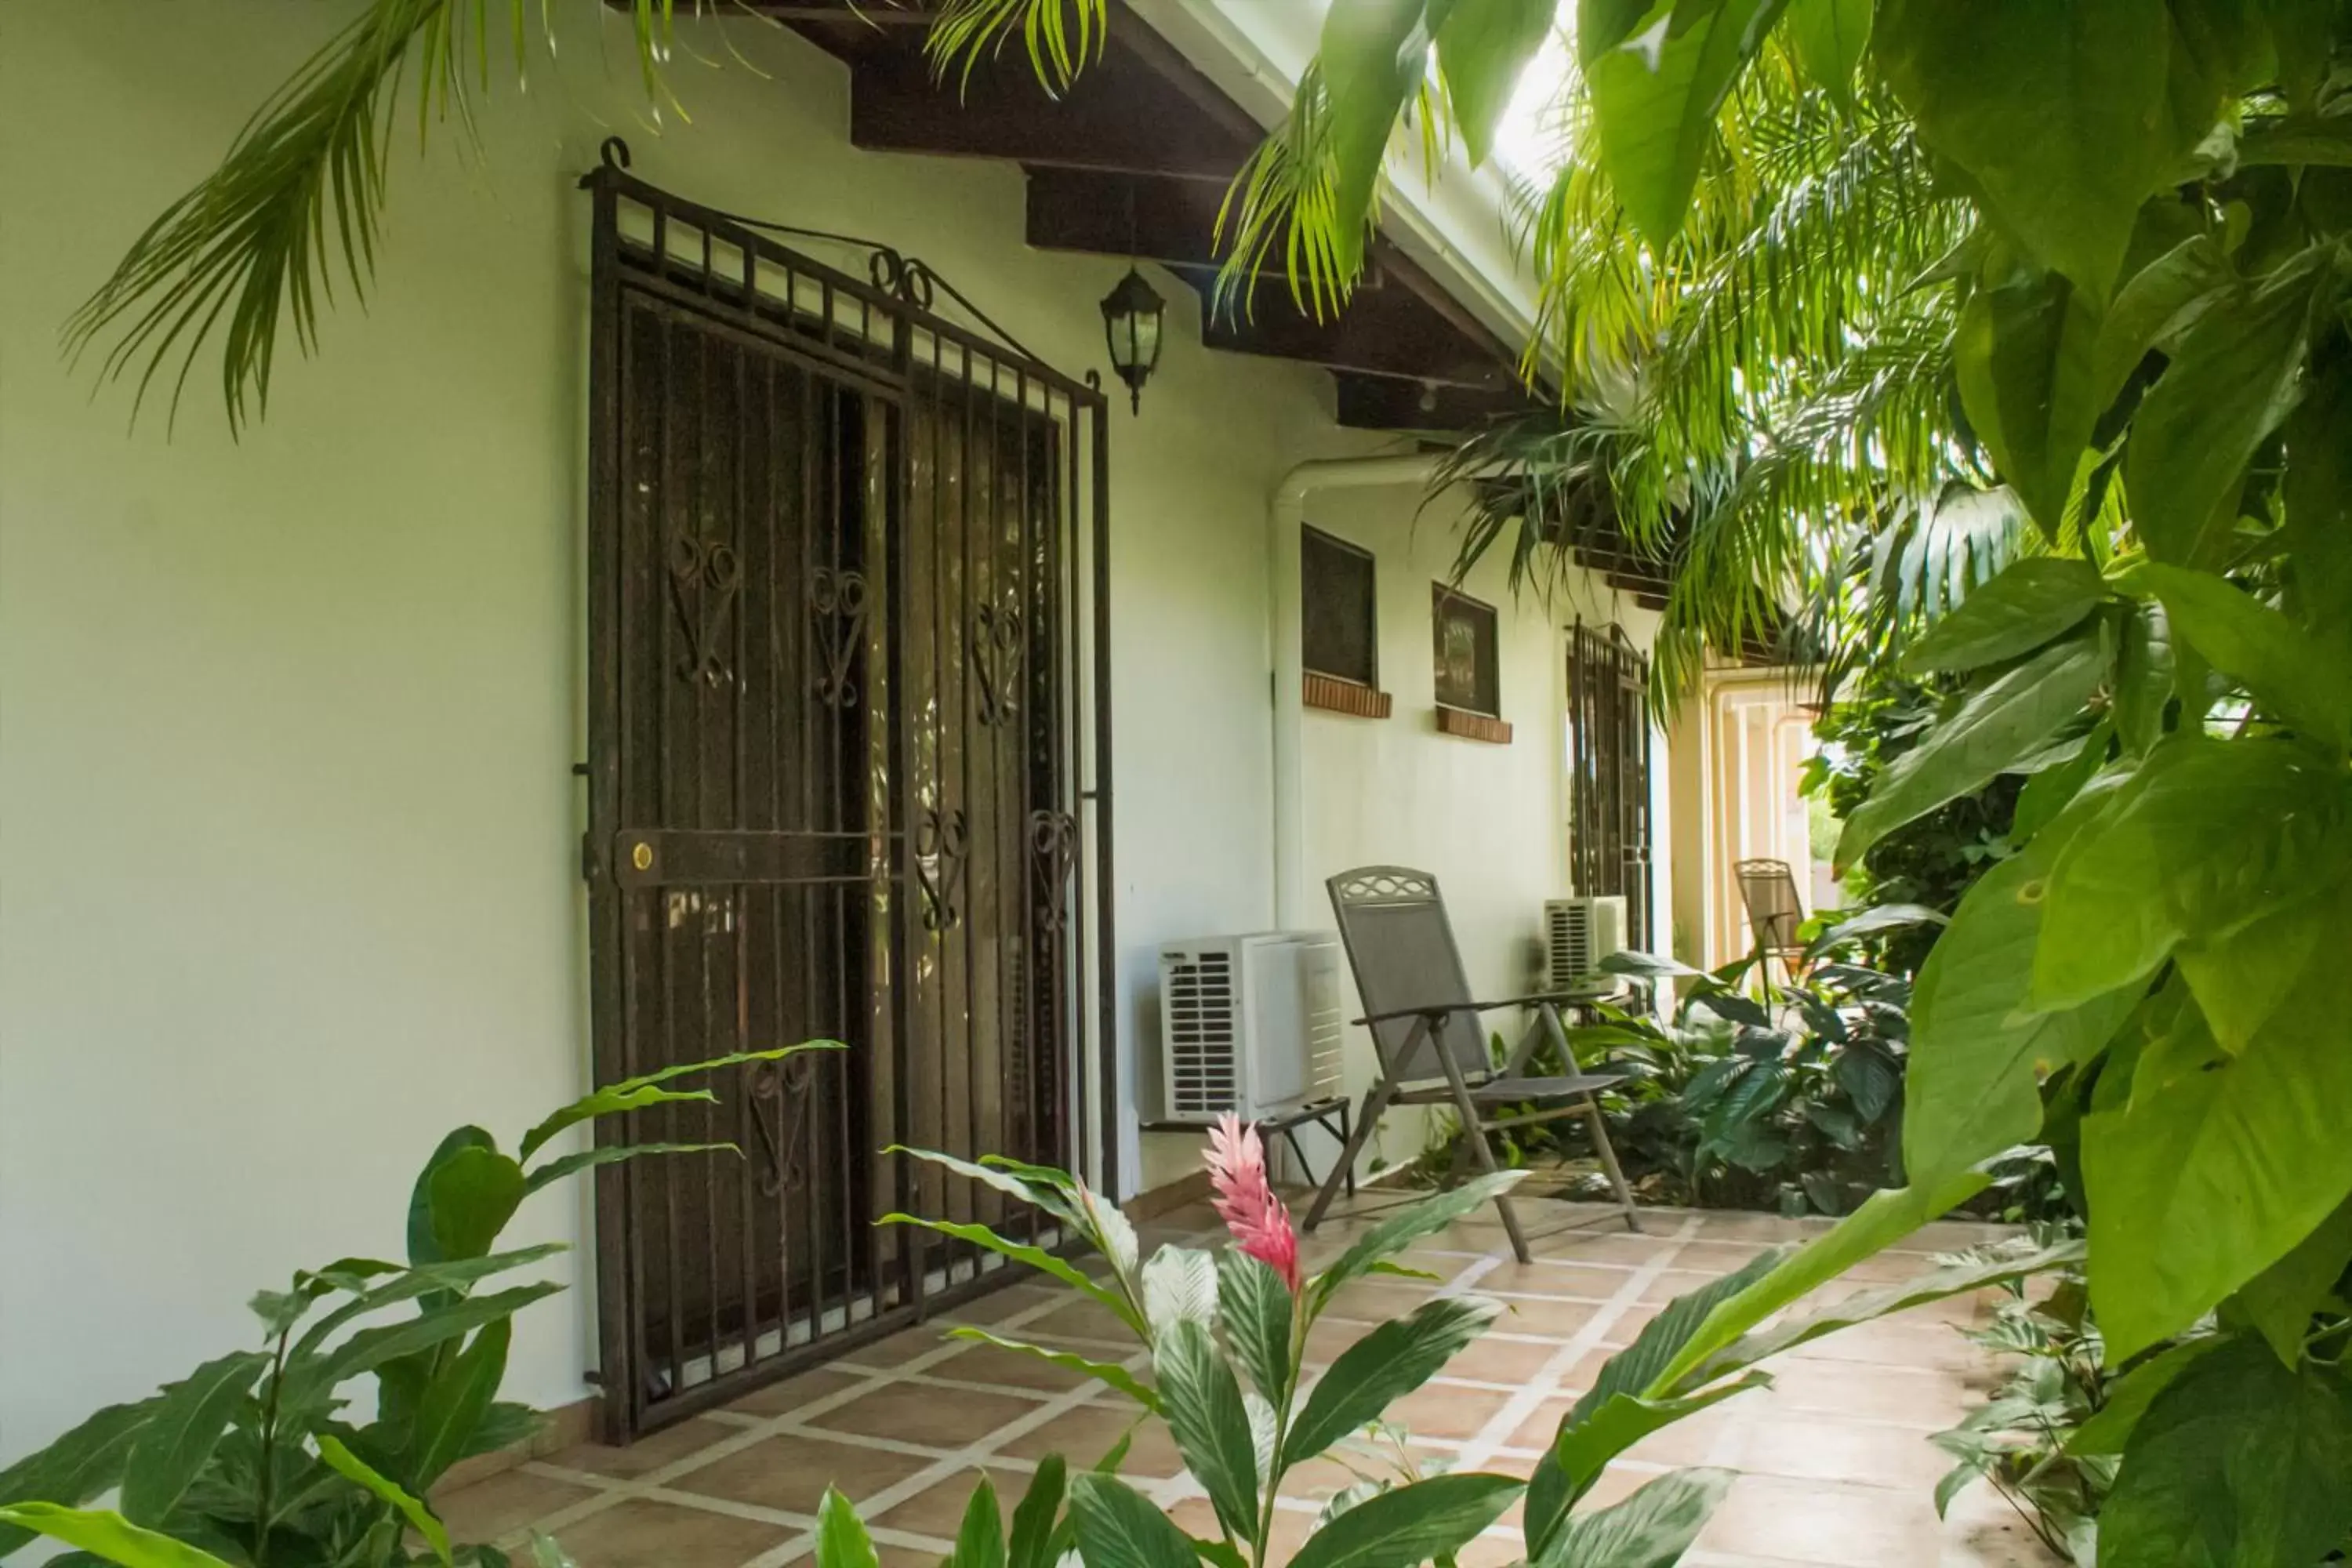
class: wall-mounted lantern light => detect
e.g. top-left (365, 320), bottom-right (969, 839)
top-left (1099, 266), bottom-right (1165, 415)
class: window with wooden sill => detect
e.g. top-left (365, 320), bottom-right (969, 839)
top-left (1302, 525), bottom-right (1391, 718)
top-left (1432, 584), bottom-right (1506, 741)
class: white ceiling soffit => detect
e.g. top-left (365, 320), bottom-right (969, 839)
top-left (1125, 0), bottom-right (1544, 360)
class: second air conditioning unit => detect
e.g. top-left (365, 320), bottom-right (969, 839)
top-left (1545, 895), bottom-right (1629, 991)
top-left (1157, 932), bottom-right (1343, 1123)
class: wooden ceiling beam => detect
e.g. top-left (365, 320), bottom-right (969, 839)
top-left (844, 38), bottom-right (1252, 179)
top-left (1333, 372), bottom-right (1539, 430)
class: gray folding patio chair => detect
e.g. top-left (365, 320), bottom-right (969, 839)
top-left (1736, 857), bottom-right (1807, 990)
top-left (1302, 866), bottom-right (1640, 1263)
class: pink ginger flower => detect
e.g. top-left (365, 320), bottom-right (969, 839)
top-left (1206, 1112), bottom-right (1302, 1293)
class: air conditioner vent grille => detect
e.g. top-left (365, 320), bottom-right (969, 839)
top-left (1166, 950), bottom-right (1239, 1117)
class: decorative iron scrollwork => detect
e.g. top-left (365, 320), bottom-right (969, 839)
top-left (1029, 809), bottom-right (1078, 933)
top-left (809, 568), bottom-right (869, 708)
top-left (971, 603), bottom-right (1024, 727)
top-left (916, 808), bottom-right (971, 932)
top-left (746, 1051), bottom-right (820, 1198)
top-left (668, 532), bottom-right (742, 688)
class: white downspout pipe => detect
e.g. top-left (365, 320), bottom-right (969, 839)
top-left (1269, 453), bottom-right (1446, 929)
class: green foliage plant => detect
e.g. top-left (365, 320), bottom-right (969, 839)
top-left (1566, 950), bottom-right (1911, 1217)
top-left (0, 1044), bottom-right (837, 1568)
top-left (844, 1118), bottom-right (2078, 1568)
top-left (61, 0), bottom-right (1107, 431)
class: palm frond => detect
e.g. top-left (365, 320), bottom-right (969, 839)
top-left (65, 0), bottom-right (699, 434)
top-left (1211, 68), bottom-right (1363, 325)
top-left (71, 0), bottom-right (1107, 431)
top-left (923, 0), bottom-right (1108, 97)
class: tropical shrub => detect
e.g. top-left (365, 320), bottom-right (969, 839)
top-left (1930, 1258), bottom-right (2122, 1566)
top-left (846, 1117), bottom-right (2081, 1568)
top-left (1559, 954), bottom-right (1909, 1217)
top-left (872, 1120), bottom-right (1739, 1568)
top-left (1200, 2), bottom-right (2352, 1550)
top-left (1801, 672), bottom-right (2020, 977)
top-left (0, 1044), bottom-right (833, 1568)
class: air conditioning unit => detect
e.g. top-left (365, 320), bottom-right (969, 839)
top-left (1545, 895), bottom-right (1629, 991)
top-left (1157, 932), bottom-right (1343, 1123)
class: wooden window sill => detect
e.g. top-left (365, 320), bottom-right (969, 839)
top-left (1304, 673), bottom-right (1392, 719)
top-left (1436, 706), bottom-right (1512, 744)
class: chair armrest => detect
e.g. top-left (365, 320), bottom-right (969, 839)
top-left (1352, 991), bottom-right (1609, 1028)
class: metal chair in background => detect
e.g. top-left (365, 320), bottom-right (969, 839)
top-left (1302, 866), bottom-right (1640, 1264)
top-left (1735, 857), bottom-right (1808, 990)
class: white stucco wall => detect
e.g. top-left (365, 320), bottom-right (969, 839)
top-left (0, 0), bottom-right (1376, 1462)
top-left (1290, 488), bottom-right (1669, 1177)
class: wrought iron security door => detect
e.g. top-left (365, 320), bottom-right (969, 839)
top-left (1567, 622), bottom-right (1654, 949)
top-left (582, 151), bottom-right (1114, 1439)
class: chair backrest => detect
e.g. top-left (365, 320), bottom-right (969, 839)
top-left (1326, 866), bottom-right (1490, 1086)
top-left (1735, 858), bottom-right (1806, 957)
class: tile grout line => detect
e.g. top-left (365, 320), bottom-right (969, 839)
top-left (514, 1276), bottom-right (1152, 1566)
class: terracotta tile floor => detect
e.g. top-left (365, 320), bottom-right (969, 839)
top-left (440, 1195), bottom-right (2061, 1568)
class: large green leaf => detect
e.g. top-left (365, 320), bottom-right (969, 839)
top-left (1217, 1250), bottom-right (1296, 1406)
top-left (947, 1329), bottom-right (1159, 1410)
top-left (1904, 779), bottom-right (2143, 1183)
top-left (2065, 1336), bottom-right (2223, 1456)
top-left (1068, 1473), bottom-right (1202, 1568)
top-left (1900, 557), bottom-right (2111, 675)
top-left (1284, 1297), bottom-right (1500, 1466)
top-left (1308, 1171), bottom-right (1522, 1312)
top-left (878, 1215), bottom-right (1144, 1338)
top-left (1700, 1237), bottom-right (2084, 1374)
top-left (1535, 1468), bottom-right (1735, 1568)
top-left (1953, 264), bottom-right (2103, 535)
top-left (951, 1475), bottom-right (1006, 1568)
top-left (1877, 0), bottom-right (2178, 298)
top-left (1650, 1171), bottom-right (1991, 1392)
top-left (1286, 1473), bottom-right (1522, 1568)
top-left (1552, 1381), bottom-right (1766, 1504)
top-left (1141, 1245), bottom-right (1219, 1337)
top-left (2281, 354), bottom-right (2352, 660)
top-left (427, 1146), bottom-right (526, 1265)
top-left (0, 1504), bottom-right (238, 1568)
top-left (291, 1244), bottom-right (567, 1363)
top-left (408, 1127), bottom-right (497, 1267)
top-left (316, 1433), bottom-right (452, 1566)
top-left (2083, 893), bottom-right (2352, 1358)
top-left (1152, 1320), bottom-right (1258, 1542)
top-left (815, 1486), bottom-right (880, 1568)
top-left (405, 1319), bottom-right (512, 1488)
top-left (0, 1399), bottom-right (160, 1556)
top-left (2134, 562), bottom-right (2352, 752)
top-left (1315, 0), bottom-right (1434, 278)
top-left (1835, 627), bottom-right (2112, 869)
top-left (521, 1142), bottom-right (731, 1195)
top-left (1580, 0), bottom-right (1789, 248)
top-left (2032, 737), bottom-right (2345, 1011)
top-left (2113, 601), bottom-right (2176, 755)
top-left (1783, 0), bottom-right (1870, 107)
top-left (2125, 249), bottom-right (2329, 565)
top-left (517, 1044), bottom-right (837, 1162)
top-left (280, 1283), bottom-right (564, 1411)
top-left (1521, 1252), bottom-right (1777, 1549)
top-left (1434, 0), bottom-right (1555, 165)
top-left (2236, 1195), bottom-right (2352, 1367)
top-left (118, 1350), bottom-right (270, 1526)
top-left (2174, 896), bottom-right (2327, 1054)
top-left (1007, 1455), bottom-right (1066, 1568)
top-left (888, 1146), bottom-right (1081, 1228)
top-left (2089, 234), bottom-right (2233, 416)
top-left (2098, 1334), bottom-right (2352, 1563)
